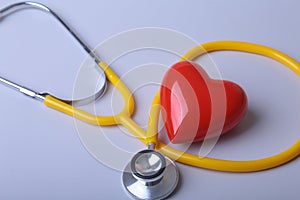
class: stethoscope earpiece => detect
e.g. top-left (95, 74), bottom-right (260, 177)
top-left (122, 149), bottom-right (179, 200)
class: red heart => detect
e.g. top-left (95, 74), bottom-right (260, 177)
top-left (160, 61), bottom-right (247, 144)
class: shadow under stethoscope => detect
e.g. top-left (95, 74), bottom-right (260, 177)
top-left (158, 109), bottom-right (260, 158)
top-left (153, 109), bottom-right (260, 199)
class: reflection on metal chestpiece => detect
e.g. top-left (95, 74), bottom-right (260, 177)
top-left (122, 149), bottom-right (179, 200)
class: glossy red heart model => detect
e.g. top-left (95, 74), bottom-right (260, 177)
top-left (160, 61), bottom-right (247, 144)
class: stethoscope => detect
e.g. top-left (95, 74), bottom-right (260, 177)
top-left (1, 2), bottom-right (300, 199)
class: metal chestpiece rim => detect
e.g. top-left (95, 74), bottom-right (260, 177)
top-left (122, 149), bottom-right (179, 200)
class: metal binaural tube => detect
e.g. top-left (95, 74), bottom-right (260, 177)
top-left (0, 1), bottom-right (101, 63)
top-left (0, 76), bottom-right (46, 101)
top-left (0, 1), bottom-right (107, 104)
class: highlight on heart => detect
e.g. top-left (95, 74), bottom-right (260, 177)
top-left (160, 61), bottom-right (248, 144)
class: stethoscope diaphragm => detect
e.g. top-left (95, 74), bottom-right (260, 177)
top-left (122, 149), bottom-right (179, 200)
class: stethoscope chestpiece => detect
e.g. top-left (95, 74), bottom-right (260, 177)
top-left (122, 149), bottom-right (179, 200)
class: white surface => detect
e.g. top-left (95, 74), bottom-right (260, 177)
top-left (1, 0), bottom-right (300, 199)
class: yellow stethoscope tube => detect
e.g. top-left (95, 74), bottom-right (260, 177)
top-left (44, 40), bottom-right (300, 172)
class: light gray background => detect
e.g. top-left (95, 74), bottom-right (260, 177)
top-left (1, 0), bottom-right (300, 199)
